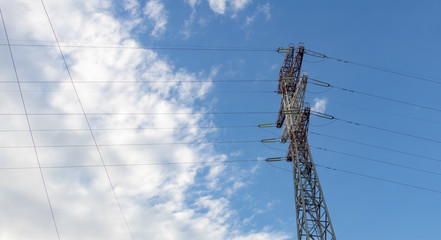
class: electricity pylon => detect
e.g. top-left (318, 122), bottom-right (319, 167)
top-left (276, 43), bottom-right (336, 240)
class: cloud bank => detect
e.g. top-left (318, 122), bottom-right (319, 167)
top-left (0, 0), bottom-right (287, 239)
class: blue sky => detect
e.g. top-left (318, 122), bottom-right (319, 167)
top-left (0, 0), bottom-right (440, 239)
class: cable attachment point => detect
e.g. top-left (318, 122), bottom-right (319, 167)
top-left (310, 111), bottom-right (335, 120)
top-left (258, 123), bottom-right (275, 128)
top-left (282, 109), bottom-right (301, 115)
top-left (309, 78), bottom-right (331, 88)
top-left (266, 157), bottom-right (283, 162)
top-left (278, 47), bottom-right (294, 54)
top-left (281, 77), bottom-right (296, 83)
top-left (261, 138), bottom-right (277, 143)
top-left (304, 49), bottom-right (327, 58)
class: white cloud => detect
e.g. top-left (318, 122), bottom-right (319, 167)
top-left (207, 0), bottom-right (252, 15)
top-left (123, 0), bottom-right (140, 15)
top-left (180, 6), bottom-right (198, 38)
top-left (182, 0), bottom-right (254, 38)
top-left (0, 0), bottom-right (287, 239)
top-left (186, 0), bottom-right (201, 8)
top-left (245, 3), bottom-right (271, 26)
top-left (208, 0), bottom-right (227, 14)
top-left (311, 97), bottom-right (328, 113)
top-left (143, 0), bottom-right (168, 36)
top-left (230, 0), bottom-right (252, 11)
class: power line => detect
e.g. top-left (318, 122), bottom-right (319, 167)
top-left (0, 139), bottom-right (264, 149)
top-left (308, 98), bottom-right (441, 126)
top-left (315, 164), bottom-right (441, 195)
top-left (305, 49), bottom-right (441, 85)
top-left (331, 84), bottom-right (441, 113)
top-left (2, 107), bottom-right (440, 146)
top-left (308, 77), bottom-right (441, 114)
top-left (0, 159), bottom-right (265, 170)
top-left (0, 9), bottom-right (61, 240)
top-left (6, 76), bottom-right (438, 116)
top-left (2, 40), bottom-right (439, 85)
top-left (0, 89), bottom-right (277, 94)
top-left (0, 124), bottom-right (261, 133)
top-left (263, 161), bottom-right (441, 195)
top-left (310, 131), bottom-right (441, 163)
top-left (5, 152), bottom-right (440, 195)
top-left (0, 79), bottom-right (277, 84)
top-left (40, 1), bottom-right (135, 239)
top-left (2, 108), bottom-right (440, 146)
top-left (310, 146), bottom-right (441, 176)
top-left (333, 117), bottom-right (441, 145)
top-left (0, 42), bottom-right (277, 52)
top-left (309, 110), bottom-right (441, 145)
top-left (0, 111), bottom-right (278, 116)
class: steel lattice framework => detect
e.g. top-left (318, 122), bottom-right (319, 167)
top-left (276, 43), bottom-right (336, 240)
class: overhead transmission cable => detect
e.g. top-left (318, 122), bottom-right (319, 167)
top-left (305, 49), bottom-right (441, 85)
top-left (1, 107), bottom-right (440, 145)
top-left (2, 40), bottom-right (438, 84)
top-left (307, 98), bottom-right (441, 126)
top-left (310, 145), bottom-right (441, 176)
top-left (0, 9), bottom-right (61, 240)
top-left (308, 77), bottom-right (441, 114)
top-left (310, 131), bottom-right (441, 163)
top-left (0, 111), bottom-right (279, 116)
top-left (0, 79), bottom-right (277, 83)
top-left (2, 76), bottom-right (438, 114)
top-left (0, 158), bottom-right (266, 170)
top-left (1, 155), bottom-right (440, 195)
top-left (0, 124), bottom-right (262, 133)
top-left (0, 139), bottom-right (266, 149)
top-left (309, 111), bottom-right (441, 145)
top-left (315, 164), bottom-right (441, 195)
top-left (40, 1), bottom-right (134, 239)
top-left (0, 42), bottom-right (277, 52)
top-left (0, 88), bottom-right (277, 94)
top-left (264, 160), bottom-right (441, 195)
top-left (2, 40), bottom-right (439, 85)
top-left (334, 116), bottom-right (441, 144)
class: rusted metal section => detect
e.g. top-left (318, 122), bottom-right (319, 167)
top-left (277, 44), bottom-right (295, 94)
top-left (280, 74), bottom-right (307, 143)
top-left (276, 43), bottom-right (305, 128)
top-left (286, 106), bottom-right (310, 162)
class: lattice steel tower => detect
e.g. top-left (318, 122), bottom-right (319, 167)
top-left (276, 43), bottom-right (336, 240)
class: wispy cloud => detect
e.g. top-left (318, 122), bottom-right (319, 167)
top-left (180, 6), bottom-right (198, 38)
top-left (245, 3), bottom-right (271, 26)
top-left (186, 0), bottom-right (202, 8)
top-left (182, 0), bottom-right (256, 38)
top-left (311, 97), bottom-right (328, 113)
top-left (143, 0), bottom-right (168, 37)
top-left (207, 0), bottom-right (252, 15)
top-left (230, 0), bottom-right (253, 11)
top-left (208, 0), bottom-right (227, 14)
top-left (124, 0), bottom-right (140, 15)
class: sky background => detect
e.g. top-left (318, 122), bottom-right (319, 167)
top-left (1, 0), bottom-right (441, 239)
